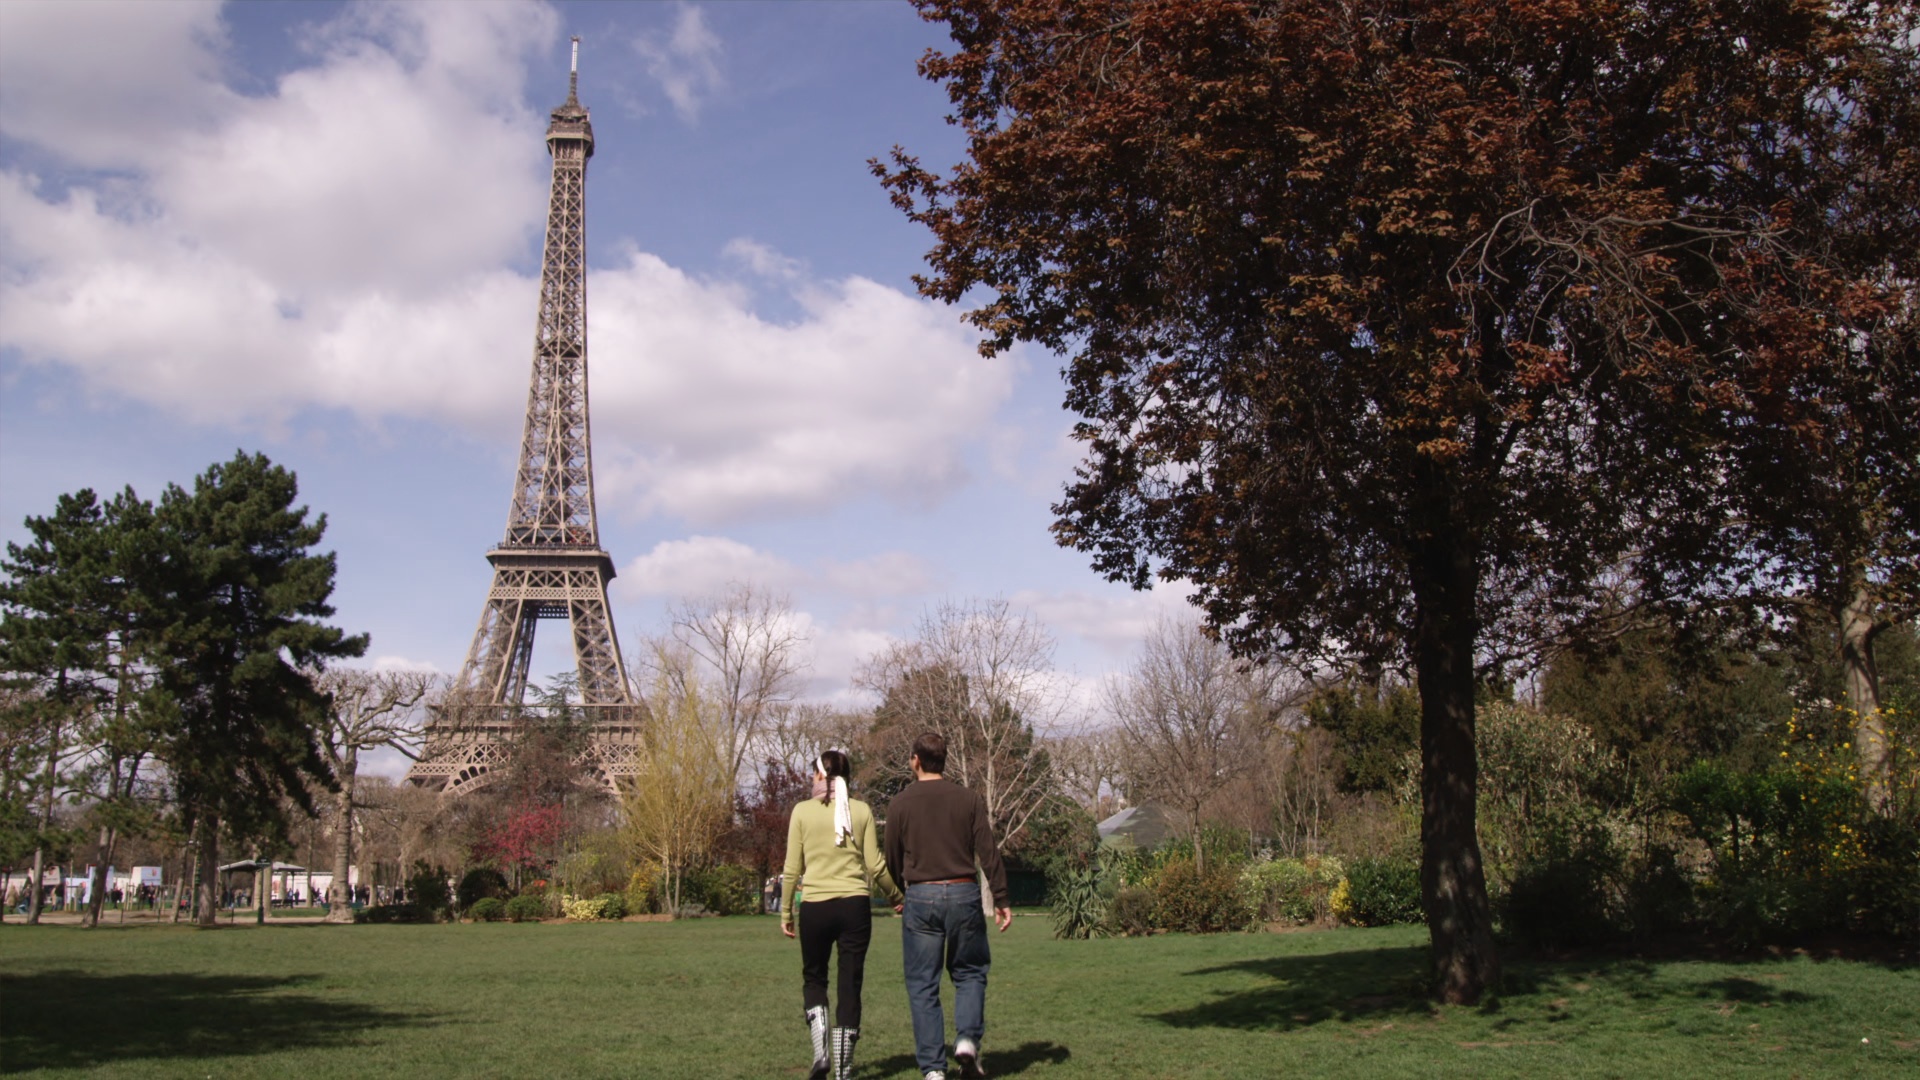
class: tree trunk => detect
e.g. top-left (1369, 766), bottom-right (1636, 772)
top-left (194, 814), bottom-right (221, 929)
top-left (325, 753), bottom-right (357, 923)
top-left (28, 709), bottom-right (61, 925)
top-left (1837, 580), bottom-right (1889, 813)
top-left (1410, 517), bottom-right (1499, 1005)
top-left (26, 846), bottom-right (45, 924)
top-left (171, 845), bottom-right (191, 924)
top-left (83, 825), bottom-right (117, 928)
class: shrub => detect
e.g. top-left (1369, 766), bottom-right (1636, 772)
top-left (1502, 812), bottom-right (1623, 948)
top-left (457, 867), bottom-right (510, 910)
top-left (1849, 812), bottom-right (1920, 939)
top-left (1340, 857), bottom-right (1422, 927)
top-left (561, 893), bottom-right (627, 921)
top-left (406, 860), bottom-right (452, 917)
top-left (1621, 841), bottom-right (1696, 940)
top-left (1104, 840), bottom-right (1155, 889)
top-left (690, 864), bottom-right (760, 916)
top-left (1107, 885), bottom-right (1157, 936)
top-left (504, 895), bottom-right (546, 923)
top-left (626, 865), bottom-right (662, 915)
top-left (1154, 823), bottom-right (1256, 876)
top-left (355, 903), bottom-right (432, 924)
top-left (1010, 794), bottom-right (1100, 891)
top-left (1049, 858), bottom-right (1110, 940)
top-left (1673, 753), bottom-right (1858, 944)
top-left (1475, 702), bottom-right (1624, 877)
top-left (468, 897), bottom-right (507, 922)
top-left (1152, 857), bottom-right (1253, 934)
top-left (1241, 855), bottom-right (1345, 925)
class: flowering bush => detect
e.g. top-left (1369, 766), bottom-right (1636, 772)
top-left (560, 893), bottom-right (627, 921)
top-left (1328, 877), bottom-right (1353, 922)
top-left (1241, 855), bottom-right (1345, 925)
top-left (626, 865), bottom-right (662, 915)
top-left (1672, 704), bottom-right (1920, 943)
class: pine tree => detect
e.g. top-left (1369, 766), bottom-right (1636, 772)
top-left (145, 452), bottom-right (366, 927)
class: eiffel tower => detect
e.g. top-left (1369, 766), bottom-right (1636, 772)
top-left (408, 40), bottom-right (640, 797)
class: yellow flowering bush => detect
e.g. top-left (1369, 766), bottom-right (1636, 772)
top-left (1328, 877), bottom-right (1353, 923)
top-left (560, 893), bottom-right (627, 921)
top-left (1673, 703), bottom-right (1920, 942)
top-left (1240, 854), bottom-right (1346, 924)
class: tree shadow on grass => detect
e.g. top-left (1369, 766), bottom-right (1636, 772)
top-left (1151, 943), bottom-right (1436, 1032)
top-left (863, 1041), bottom-right (1069, 1077)
top-left (1494, 954), bottom-right (1823, 1006)
top-left (1153, 943), bottom-right (1833, 1035)
top-left (0, 970), bottom-right (426, 1073)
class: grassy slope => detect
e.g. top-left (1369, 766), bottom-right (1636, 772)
top-left (2, 917), bottom-right (1914, 1078)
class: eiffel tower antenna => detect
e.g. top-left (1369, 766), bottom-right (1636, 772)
top-left (409, 40), bottom-right (640, 797)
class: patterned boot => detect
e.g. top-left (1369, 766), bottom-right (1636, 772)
top-left (832, 1027), bottom-right (859, 1080)
top-left (805, 1006), bottom-right (830, 1080)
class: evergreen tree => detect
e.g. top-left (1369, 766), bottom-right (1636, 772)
top-left (0, 490), bottom-right (118, 923)
top-left (145, 452), bottom-right (366, 927)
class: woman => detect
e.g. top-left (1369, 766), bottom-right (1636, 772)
top-left (782, 748), bottom-right (902, 1080)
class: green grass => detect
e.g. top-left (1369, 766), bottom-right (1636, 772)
top-left (2, 916), bottom-right (1914, 1078)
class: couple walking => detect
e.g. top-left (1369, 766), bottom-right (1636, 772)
top-left (780, 732), bottom-right (1011, 1080)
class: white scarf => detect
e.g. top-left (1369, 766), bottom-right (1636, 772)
top-left (818, 754), bottom-right (852, 847)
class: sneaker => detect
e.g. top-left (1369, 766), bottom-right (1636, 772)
top-left (954, 1038), bottom-right (985, 1078)
top-left (923, 1072), bottom-right (947, 1080)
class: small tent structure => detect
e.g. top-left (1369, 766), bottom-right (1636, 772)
top-left (217, 860), bottom-right (307, 913)
top-left (1096, 804), bottom-right (1177, 849)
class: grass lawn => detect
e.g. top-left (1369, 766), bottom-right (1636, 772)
top-left (2, 915), bottom-right (1915, 1078)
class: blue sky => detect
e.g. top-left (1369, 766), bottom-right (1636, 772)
top-left (0, 1), bottom-right (1190, 766)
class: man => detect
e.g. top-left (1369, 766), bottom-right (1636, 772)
top-left (883, 731), bottom-right (1012, 1080)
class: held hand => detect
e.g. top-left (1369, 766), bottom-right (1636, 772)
top-left (994, 906), bottom-right (1013, 932)
top-left (893, 903), bottom-right (904, 915)
top-left (780, 921), bottom-right (796, 939)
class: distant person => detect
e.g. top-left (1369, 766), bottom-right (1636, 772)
top-left (884, 731), bottom-right (1010, 1080)
top-left (781, 749), bottom-right (903, 1080)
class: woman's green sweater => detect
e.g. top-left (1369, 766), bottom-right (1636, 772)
top-left (780, 796), bottom-right (902, 926)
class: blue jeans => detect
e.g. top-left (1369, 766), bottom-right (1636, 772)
top-left (902, 881), bottom-right (990, 1075)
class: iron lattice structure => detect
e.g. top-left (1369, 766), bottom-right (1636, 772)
top-left (409, 44), bottom-right (640, 798)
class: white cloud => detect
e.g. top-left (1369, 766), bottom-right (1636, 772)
top-left (724, 237), bottom-right (804, 280)
top-left (619, 536), bottom-right (940, 603)
top-left (0, 0), bottom-right (234, 169)
top-left (370, 654), bottom-right (446, 674)
top-left (588, 252), bottom-right (1010, 522)
top-left (802, 619), bottom-right (898, 707)
top-left (631, 3), bottom-right (724, 122)
top-left (0, 1), bottom-right (1015, 525)
top-left (1010, 580), bottom-right (1199, 660)
top-left (819, 552), bottom-right (939, 597)
top-left (620, 535), bottom-right (802, 597)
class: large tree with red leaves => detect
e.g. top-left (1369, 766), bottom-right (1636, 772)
top-left (878, 0), bottom-right (1915, 1001)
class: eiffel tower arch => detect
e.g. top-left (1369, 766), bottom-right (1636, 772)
top-left (409, 41), bottom-right (642, 798)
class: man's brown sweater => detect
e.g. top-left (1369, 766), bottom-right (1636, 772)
top-left (883, 776), bottom-right (1009, 909)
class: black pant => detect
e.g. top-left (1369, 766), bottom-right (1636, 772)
top-left (799, 895), bottom-right (872, 1029)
